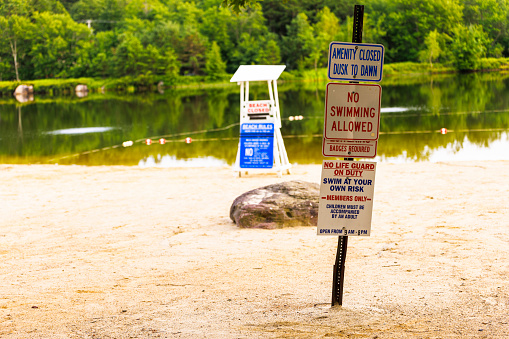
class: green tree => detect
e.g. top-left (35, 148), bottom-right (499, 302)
top-left (30, 12), bottom-right (91, 78)
top-left (87, 30), bottom-right (118, 77)
top-left (463, 0), bottom-right (509, 57)
top-left (200, 3), bottom-right (235, 67)
top-left (221, 0), bottom-right (259, 13)
top-left (449, 24), bottom-right (489, 71)
top-left (0, 15), bottom-right (34, 81)
top-left (231, 32), bottom-right (259, 65)
top-left (113, 33), bottom-right (146, 75)
top-left (71, 0), bottom-right (125, 32)
top-left (311, 6), bottom-right (340, 71)
top-left (0, 0), bottom-right (31, 16)
top-left (372, 0), bottom-right (463, 62)
top-left (419, 30), bottom-right (443, 68)
top-left (362, 12), bottom-right (386, 44)
top-left (0, 56), bottom-right (10, 80)
top-left (281, 12), bottom-right (316, 71)
top-left (205, 41), bottom-right (227, 79)
top-left (164, 47), bottom-right (181, 79)
top-left (178, 31), bottom-right (208, 75)
top-left (257, 38), bottom-right (281, 64)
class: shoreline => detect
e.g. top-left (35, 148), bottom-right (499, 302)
top-left (1, 161), bottom-right (508, 338)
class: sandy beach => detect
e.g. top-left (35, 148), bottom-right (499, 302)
top-left (1, 161), bottom-right (508, 338)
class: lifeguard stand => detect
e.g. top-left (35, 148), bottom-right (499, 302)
top-left (230, 65), bottom-right (291, 177)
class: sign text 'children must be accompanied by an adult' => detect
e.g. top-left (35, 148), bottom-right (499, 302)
top-left (317, 160), bottom-right (376, 236)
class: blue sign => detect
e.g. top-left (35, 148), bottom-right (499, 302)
top-left (327, 42), bottom-right (384, 82)
top-left (239, 123), bottom-right (274, 168)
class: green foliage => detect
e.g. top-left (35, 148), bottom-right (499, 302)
top-left (30, 12), bottom-right (92, 78)
top-left (371, 0), bottom-right (463, 62)
top-left (205, 41), bottom-right (227, 80)
top-left (418, 30), bottom-right (443, 68)
top-left (449, 24), bottom-right (489, 71)
top-left (281, 12), bottom-right (316, 71)
top-left (478, 57), bottom-right (509, 71)
top-left (463, 0), bottom-right (509, 57)
top-left (1, 0), bottom-right (509, 82)
top-left (221, 0), bottom-right (259, 13)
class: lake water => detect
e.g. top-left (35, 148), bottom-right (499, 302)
top-left (1, 72), bottom-right (508, 167)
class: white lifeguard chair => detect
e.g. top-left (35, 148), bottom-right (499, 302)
top-left (230, 65), bottom-right (292, 177)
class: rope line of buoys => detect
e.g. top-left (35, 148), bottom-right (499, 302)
top-left (298, 108), bottom-right (509, 121)
top-left (44, 123), bottom-right (242, 164)
top-left (43, 115), bottom-right (508, 164)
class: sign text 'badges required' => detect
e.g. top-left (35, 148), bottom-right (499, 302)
top-left (328, 42), bottom-right (384, 82)
top-left (324, 83), bottom-right (381, 141)
top-left (323, 139), bottom-right (377, 158)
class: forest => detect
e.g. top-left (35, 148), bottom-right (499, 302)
top-left (1, 0), bottom-right (508, 82)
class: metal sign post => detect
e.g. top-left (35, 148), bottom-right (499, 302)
top-left (324, 5), bottom-right (376, 306)
top-left (333, 4), bottom-right (363, 308)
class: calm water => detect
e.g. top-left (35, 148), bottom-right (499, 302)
top-left (1, 73), bottom-right (509, 167)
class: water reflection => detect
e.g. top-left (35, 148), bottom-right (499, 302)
top-left (378, 132), bottom-right (509, 163)
top-left (0, 72), bottom-right (508, 166)
top-left (380, 107), bottom-right (411, 113)
top-left (46, 127), bottom-right (117, 135)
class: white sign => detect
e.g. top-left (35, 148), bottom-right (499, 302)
top-left (324, 83), bottom-right (381, 141)
top-left (317, 160), bottom-right (376, 236)
top-left (328, 42), bottom-right (384, 82)
top-left (245, 100), bottom-right (271, 114)
top-left (323, 139), bottom-right (377, 158)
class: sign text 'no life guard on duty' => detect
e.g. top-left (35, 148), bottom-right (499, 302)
top-left (328, 42), bottom-right (384, 82)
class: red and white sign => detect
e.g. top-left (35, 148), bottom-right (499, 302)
top-left (317, 160), bottom-right (376, 236)
top-left (324, 83), bottom-right (381, 141)
top-left (323, 139), bottom-right (377, 158)
top-left (246, 100), bottom-right (271, 114)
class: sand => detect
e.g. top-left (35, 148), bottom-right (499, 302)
top-left (0, 161), bottom-right (508, 338)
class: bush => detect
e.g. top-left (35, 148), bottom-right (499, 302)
top-left (478, 58), bottom-right (509, 71)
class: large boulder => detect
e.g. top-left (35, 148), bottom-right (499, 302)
top-left (14, 85), bottom-right (34, 103)
top-left (14, 84), bottom-right (33, 96)
top-left (75, 84), bottom-right (89, 98)
top-left (230, 180), bottom-right (319, 229)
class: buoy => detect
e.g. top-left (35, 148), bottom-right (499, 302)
top-left (122, 141), bottom-right (133, 147)
top-left (145, 139), bottom-right (152, 145)
top-left (441, 128), bottom-right (448, 134)
top-left (185, 137), bottom-right (192, 144)
top-left (159, 138), bottom-right (166, 144)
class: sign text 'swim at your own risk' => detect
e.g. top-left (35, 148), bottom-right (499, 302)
top-left (328, 42), bottom-right (384, 82)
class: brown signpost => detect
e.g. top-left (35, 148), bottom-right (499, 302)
top-left (318, 4), bottom-right (384, 306)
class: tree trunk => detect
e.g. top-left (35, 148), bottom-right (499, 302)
top-left (10, 40), bottom-right (19, 81)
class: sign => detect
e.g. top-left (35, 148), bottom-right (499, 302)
top-left (239, 123), bottom-right (274, 168)
top-left (245, 100), bottom-right (271, 114)
top-left (323, 139), bottom-right (377, 158)
top-left (328, 42), bottom-right (384, 82)
top-left (317, 160), bottom-right (376, 236)
top-left (324, 83), bottom-right (381, 141)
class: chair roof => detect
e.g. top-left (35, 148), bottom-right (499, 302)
top-left (230, 65), bottom-right (286, 82)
